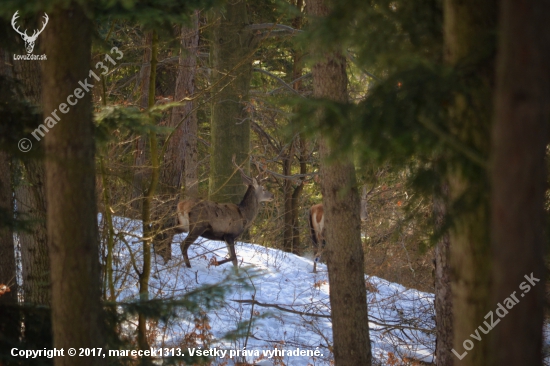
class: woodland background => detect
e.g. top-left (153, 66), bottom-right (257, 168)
top-left (0, 0), bottom-right (549, 365)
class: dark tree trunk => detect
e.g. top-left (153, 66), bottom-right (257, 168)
top-left (444, 0), bottom-right (497, 364)
top-left (282, 149), bottom-right (295, 252)
top-left (11, 56), bottom-right (51, 308)
top-left (489, 1), bottom-right (550, 365)
top-left (42, 4), bottom-right (106, 365)
top-left (0, 150), bottom-right (20, 354)
top-left (309, 0), bottom-right (372, 364)
top-left (209, 0), bottom-right (253, 203)
top-left (433, 185), bottom-right (453, 366)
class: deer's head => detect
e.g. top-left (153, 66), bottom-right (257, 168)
top-left (12, 11), bottom-right (49, 54)
top-left (232, 155), bottom-right (274, 203)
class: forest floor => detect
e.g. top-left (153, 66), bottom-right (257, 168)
top-left (106, 215), bottom-right (436, 365)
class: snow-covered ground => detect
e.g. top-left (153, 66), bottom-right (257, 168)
top-left (103, 215), bottom-right (435, 365)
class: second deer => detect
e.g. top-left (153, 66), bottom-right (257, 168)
top-left (309, 186), bottom-right (369, 273)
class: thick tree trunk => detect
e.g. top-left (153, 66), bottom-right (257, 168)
top-left (309, 0), bottom-right (372, 365)
top-left (209, 0), bottom-right (253, 203)
top-left (42, 4), bottom-right (106, 365)
top-left (489, 1), bottom-right (550, 365)
top-left (444, 1), bottom-right (497, 365)
top-left (433, 186), bottom-right (453, 366)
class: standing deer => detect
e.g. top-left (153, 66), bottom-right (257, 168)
top-left (309, 186), bottom-right (369, 272)
top-left (171, 157), bottom-right (274, 268)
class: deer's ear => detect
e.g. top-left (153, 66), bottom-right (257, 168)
top-left (252, 177), bottom-right (259, 188)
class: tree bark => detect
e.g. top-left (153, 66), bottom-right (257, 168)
top-left (433, 185), bottom-right (453, 366)
top-left (42, 4), bottom-right (106, 365)
top-left (12, 56), bottom-right (51, 307)
top-left (0, 50), bottom-right (18, 307)
top-left (153, 14), bottom-right (201, 262)
top-left (444, 1), bottom-right (497, 365)
top-left (163, 12), bottom-right (200, 198)
top-left (209, 0), bottom-right (253, 203)
top-left (489, 1), bottom-right (550, 365)
top-left (0, 150), bottom-right (20, 354)
top-left (282, 0), bottom-right (305, 254)
top-left (309, 0), bottom-right (372, 365)
top-left (132, 32), bottom-right (153, 212)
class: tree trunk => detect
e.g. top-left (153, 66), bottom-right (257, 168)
top-left (0, 150), bottom-right (20, 354)
top-left (209, 0), bottom-right (253, 203)
top-left (132, 32), bottom-right (153, 212)
top-left (42, 4), bottom-right (106, 365)
top-left (282, 148), bottom-right (295, 252)
top-left (433, 185), bottom-right (453, 366)
top-left (309, 0), bottom-right (372, 364)
top-left (11, 56), bottom-right (51, 308)
top-left (163, 12), bottom-right (200, 198)
top-left (153, 14), bottom-right (201, 262)
top-left (444, 1), bottom-right (497, 365)
top-left (282, 1), bottom-right (305, 254)
top-left (489, 1), bottom-right (550, 365)
top-left (138, 29), bottom-right (159, 366)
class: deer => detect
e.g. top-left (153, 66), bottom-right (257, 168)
top-left (309, 186), bottom-right (369, 273)
top-left (165, 156), bottom-right (274, 268)
top-left (11, 11), bottom-right (49, 54)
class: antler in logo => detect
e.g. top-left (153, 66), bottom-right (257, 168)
top-left (11, 11), bottom-right (49, 54)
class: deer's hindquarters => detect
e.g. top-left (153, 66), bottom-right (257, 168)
top-left (309, 204), bottom-right (325, 249)
top-left (177, 211), bottom-right (190, 232)
top-left (177, 200), bottom-right (198, 232)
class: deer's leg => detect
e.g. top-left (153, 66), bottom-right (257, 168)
top-left (216, 236), bottom-right (238, 267)
top-left (180, 230), bottom-right (201, 268)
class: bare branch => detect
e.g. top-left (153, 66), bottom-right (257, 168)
top-left (253, 68), bottom-right (304, 97)
top-left (246, 23), bottom-right (303, 33)
top-left (233, 299), bottom-right (435, 334)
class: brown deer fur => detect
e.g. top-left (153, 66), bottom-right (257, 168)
top-left (176, 176), bottom-right (273, 268)
top-left (309, 187), bottom-right (369, 272)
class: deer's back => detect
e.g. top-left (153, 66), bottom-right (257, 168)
top-left (178, 199), bottom-right (246, 237)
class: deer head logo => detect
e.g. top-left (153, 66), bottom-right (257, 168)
top-left (11, 11), bottom-right (49, 54)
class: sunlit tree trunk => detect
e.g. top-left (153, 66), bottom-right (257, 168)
top-left (489, 1), bottom-right (550, 365)
top-left (309, 0), bottom-right (372, 364)
top-left (162, 11), bottom-right (200, 199)
top-left (42, 3), bottom-right (106, 365)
